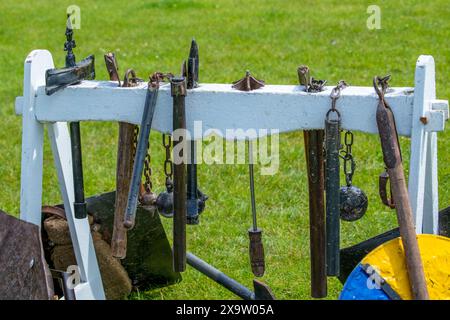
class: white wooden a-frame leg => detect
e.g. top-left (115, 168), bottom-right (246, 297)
top-left (48, 122), bottom-right (105, 300)
top-left (408, 55), bottom-right (436, 234)
top-left (408, 56), bottom-right (449, 234)
top-left (19, 49), bottom-right (104, 300)
top-left (422, 132), bottom-right (439, 234)
top-left (422, 99), bottom-right (449, 234)
top-left (19, 50), bottom-right (52, 226)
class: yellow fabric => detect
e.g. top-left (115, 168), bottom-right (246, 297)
top-left (362, 234), bottom-right (450, 300)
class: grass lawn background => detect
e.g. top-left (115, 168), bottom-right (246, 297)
top-left (0, 0), bottom-right (449, 299)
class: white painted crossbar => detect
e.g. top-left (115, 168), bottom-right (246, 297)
top-left (15, 50), bottom-right (449, 300)
top-left (15, 81), bottom-right (446, 138)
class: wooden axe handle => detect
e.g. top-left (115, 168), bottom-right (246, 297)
top-left (304, 130), bottom-right (327, 298)
top-left (105, 53), bottom-right (132, 259)
top-left (112, 122), bottom-right (135, 258)
top-left (388, 164), bottom-right (429, 299)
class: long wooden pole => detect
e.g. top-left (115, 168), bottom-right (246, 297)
top-left (299, 66), bottom-right (327, 297)
top-left (171, 76), bottom-right (187, 272)
top-left (104, 53), bottom-right (134, 258)
top-left (304, 130), bottom-right (327, 298)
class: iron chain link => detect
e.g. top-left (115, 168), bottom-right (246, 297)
top-left (132, 125), bottom-right (154, 193)
top-left (340, 130), bottom-right (356, 187)
top-left (162, 133), bottom-right (173, 182)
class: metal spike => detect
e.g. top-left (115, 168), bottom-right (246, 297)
top-left (187, 38), bottom-right (199, 89)
top-left (64, 14), bottom-right (76, 68)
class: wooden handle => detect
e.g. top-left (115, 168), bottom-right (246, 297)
top-left (111, 122), bottom-right (134, 258)
top-left (105, 52), bottom-right (131, 259)
top-left (376, 94), bottom-right (429, 300)
top-left (172, 77), bottom-right (187, 272)
top-left (304, 130), bottom-right (327, 298)
top-left (388, 165), bottom-right (429, 300)
top-left (249, 228), bottom-right (265, 277)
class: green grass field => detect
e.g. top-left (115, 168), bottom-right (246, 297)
top-left (0, 0), bottom-right (449, 300)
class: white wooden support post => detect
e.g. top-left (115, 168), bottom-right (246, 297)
top-left (16, 50), bottom-right (104, 300)
top-left (408, 55), bottom-right (448, 234)
top-left (19, 50), bottom-right (50, 226)
top-left (48, 123), bottom-right (105, 299)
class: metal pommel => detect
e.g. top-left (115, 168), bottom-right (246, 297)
top-left (171, 77), bottom-right (187, 97)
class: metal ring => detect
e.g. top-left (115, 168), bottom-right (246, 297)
top-left (325, 108), bottom-right (341, 121)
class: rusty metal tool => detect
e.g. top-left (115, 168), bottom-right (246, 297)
top-left (124, 76), bottom-right (160, 229)
top-left (171, 76), bottom-right (188, 272)
top-left (45, 15), bottom-right (95, 220)
top-left (325, 81), bottom-right (347, 276)
top-left (248, 139), bottom-right (265, 277)
top-left (374, 75), bottom-right (429, 300)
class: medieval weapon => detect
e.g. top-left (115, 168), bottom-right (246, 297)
top-left (339, 130), bottom-right (368, 221)
top-left (45, 16), bottom-right (95, 220)
top-left (124, 75), bottom-right (160, 229)
top-left (231, 71), bottom-right (266, 277)
top-left (186, 252), bottom-right (275, 300)
top-left (298, 65), bottom-right (327, 297)
top-left (105, 52), bottom-right (131, 257)
top-left (45, 55), bottom-right (95, 95)
top-left (45, 16), bottom-right (95, 96)
top-left (185, 39), bottom-right (208, 225)
top-left (171, 75), bottom-right (188, 272)
top-left (374, 75), bottom-right (429, 300)
top-left (247, 139), bottom-right (265, 277)
top-left (232, 71), bottom-right (265, 91)
top-left (104, 53), bottom-right (147, 258)
top-left (325, 80), bottom-right (347, 276)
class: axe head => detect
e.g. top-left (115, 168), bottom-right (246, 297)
top-left (45, 55), bottom-right (95, 95)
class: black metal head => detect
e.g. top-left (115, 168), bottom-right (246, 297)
top-left (64, 14), bottom-right (76, 68)
top-left (187, 38), bottom-right (199, 89)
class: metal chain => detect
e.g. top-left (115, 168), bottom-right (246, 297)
top-left (132, 124), bottom-right (153, 193)
top-left (143, 141), bottom-right (153, 193)
top-left (330, 80), bottom-right (348, 111)
top-left (132, 125), bottom-right (139, 160)
top-left (326, 80), bottom-right (347, 121)
top-left (162, 133), bottom-right (173, 182)
top-left (340, 130), bottom-right (356, 186)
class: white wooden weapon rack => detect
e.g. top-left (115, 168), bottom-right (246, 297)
top-left (15, 50), bottom-right (449, 299)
